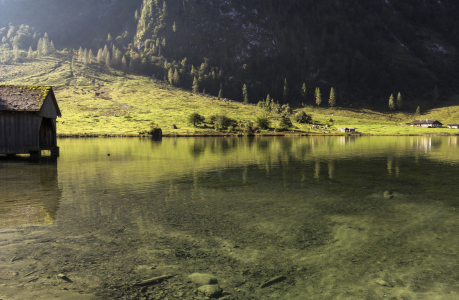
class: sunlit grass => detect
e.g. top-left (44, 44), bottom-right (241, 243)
top-left (2, 52), bottom-right (459, 136)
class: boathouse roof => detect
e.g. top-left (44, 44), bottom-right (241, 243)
top-left (0, 85), bottom-right (61, 116)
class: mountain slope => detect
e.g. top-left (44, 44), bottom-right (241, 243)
top-left (1, 0), bottom-right (458, 108)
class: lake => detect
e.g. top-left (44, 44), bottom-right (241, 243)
top-left (1, 136), bottom-right (459, 300)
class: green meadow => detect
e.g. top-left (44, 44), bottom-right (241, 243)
top-left (2, 52), bottom-right (459, 136)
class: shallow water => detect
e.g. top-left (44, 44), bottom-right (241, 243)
top-left (1, 136), bottom-right (459, 299)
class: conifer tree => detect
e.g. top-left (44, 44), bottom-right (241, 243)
top-left (83, 48), bottom-right (88, 65)
top-left (88, 49), bottom-right (94, 64)
top-left (283, 78), bottom-right (288, 103)
top-left (190, 65), bottom-right (195, 77)
top-left (42, 34), bottom-right (49, 56)
top-left (27, 46), bottom-right (33, 59)
top-left (107, 33), bottom-right (113, 44)
top-left (396, 92), bottom-right (403, 109)
top-left (49, 41), bottom-right (55, 53)
top-left (97, 49), bottom-right (103, 63)
top-left (173, 69), bottom-right (179, 85)
top-left (301, 83), bottom-right (307, 101)
top-left (135, 10), bottom-right (139, 20)
top-left (71, 57), bottom-right (76, 70)
top-left (78, 46), bottom-right (84, 62)
top-left (37, 39), bottom-right (43, 56)
top-left (243, 84), bottom-right (248, 104)
top-left (121, 55), bottom-right (127, 70)
top-left (329, 87), bottom-right (336, 107)
top-left (218, 89), bottom-right (223, 99)
top-left (172, 22), bottom-right (177, 33)
top-left (192, 76), bottom-right (199, 93)
top-left (168, 68), bottom-right (173, 84)
top-left (388, 94), bottom-right (395, 111)
top-left (105, 51), bottom-right (111, 66)
top-left (315, 87), bottom-right (322, 106)
top-left (162, 1), bottom-right (167, 16)
top-left (416, 106), bottom-right (421, 115)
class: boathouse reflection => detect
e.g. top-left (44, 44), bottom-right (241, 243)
top-left (0, 159), bottom-right (62, 226)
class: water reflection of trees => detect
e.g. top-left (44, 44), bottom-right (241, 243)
top-left (0, 160), bottom-right (62, 226)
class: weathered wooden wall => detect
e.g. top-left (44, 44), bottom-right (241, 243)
top-left (39, 95), bottom-right (58, 119)
top-left (0, 112), bottom-right (40, 154)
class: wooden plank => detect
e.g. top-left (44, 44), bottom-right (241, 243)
top-left (38, 96), bottom-right (58, 119)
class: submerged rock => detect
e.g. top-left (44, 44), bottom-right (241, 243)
top-left (383, 191), bottom-right (393, 199)
top-left (198, 285), bottom-right (223, 298)
top-left (188, 273), bottom-right (218, 285)
top-left (375, 279), bottom-right (392, 287)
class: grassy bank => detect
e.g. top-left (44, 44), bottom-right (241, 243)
top-left (2, 53), bottom-right (459, 136)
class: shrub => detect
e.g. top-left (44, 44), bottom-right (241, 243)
top-left (214, 115), bottom-right (236, 130)
top-left (281, 104), bottom-right (293, 115)
top-left (208, 115), bottom-right (217, 123)
top-left (279, 115), bottom-right (293, 129)
top-left (293, 111), bottom-right (313, 124)
top-left (188, 112), bottom-right (205, 127)
top-left (244, 122), bottom-right (255, 135)
top-left (255, 116), bottom-right (270, 129)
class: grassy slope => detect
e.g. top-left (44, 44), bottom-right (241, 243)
top-left (1, 52), bottom-right (459, 136)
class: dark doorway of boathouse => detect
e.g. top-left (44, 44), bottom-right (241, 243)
top-left (39, 118), bottom-right (55, 148)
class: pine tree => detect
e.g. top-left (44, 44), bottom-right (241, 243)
top-left (173, 69), bottom-right (179, 85)
top-left (172, 22), bottom-right (177, 33)
top-left (162, 1), bottom-right (167, 16)
top-left (243, 84), bottom-right (248, 104)
top-left (396, 92), bottom-right (403, 109)
top-left (190, 65), bottom-right (195, 77)
top-left (107, 33), bottom-right (113, 44)
top-left (78, 46), bottom-right (84, 62)
top-left (49, 41), bottom-right (55, 53)
top-left (315, 87), bottom-right (322, 106)
top-left (97, 49), bottom-right (103, 63)
top-left (168, 68), bottom-right (173, 84)
top-left (283, 78), bottom-right (288, 103)
top-left (42, 35), bottom-right (49, 56)
top-left (218, 89), bottom-right (223, 99)
top-left (121, 55), bottom-right (127, 70)
top-left (135, 10), bottom-right (139, 20)
top-left (88, 49), bottom-right (94, 64)
top-left (388, 94), bottom-right (395, 111)
top-left (27, 46), bottom-right (33, 59)
top-left (329, 87), bottom-right (336, 107)
top-left (416, 106), bottom-right (421, 115)
top-left (83, 48), bottom-right (88, 65)
top-left (105, 51), bottom-right (111, 66)
top-left (71, 57), bottom-right (76, 70)
top-left (192, 76), bottom-right (199, 93)
top-left (301, 83), bottom-right (307, 100)
top-left (37, 39), bottom-right (43, 56)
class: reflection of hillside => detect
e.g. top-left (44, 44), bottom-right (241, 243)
top-left (0, 160), bottom-right (61, 226)
top-left (56, 137), bottom-right (459, 190)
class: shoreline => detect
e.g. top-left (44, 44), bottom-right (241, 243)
top-left (55, 132), bottom-right (459, 138)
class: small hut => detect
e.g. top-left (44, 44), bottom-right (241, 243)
top-left (0, 85), bottom-right (61, 157)
top-left (410, 120), bottom-right (443, 128)
top-left (338, 127), bottom-right (356, 133)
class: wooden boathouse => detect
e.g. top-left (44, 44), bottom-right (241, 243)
top-left (0, 85), bottom-right (61, 157)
